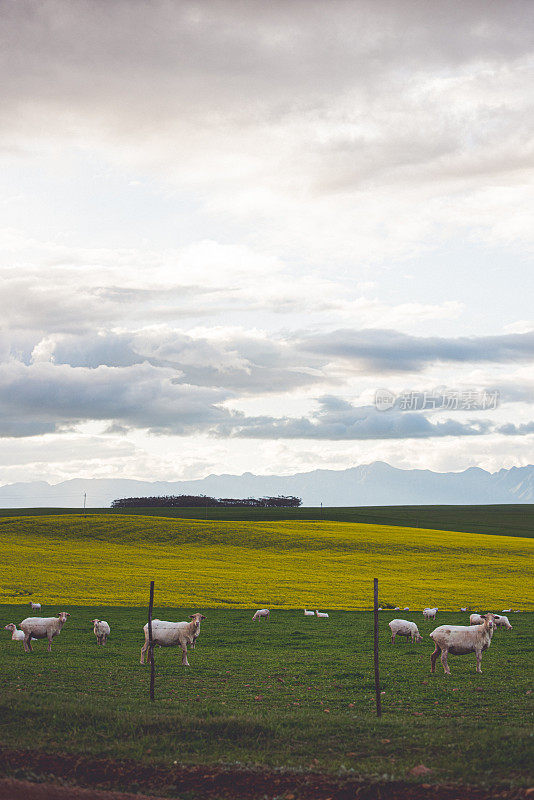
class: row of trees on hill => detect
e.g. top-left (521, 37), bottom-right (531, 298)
top-left (111, 494), bottom-right (302, 509)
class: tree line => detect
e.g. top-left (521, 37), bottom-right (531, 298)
top-left (111, 494), bottom-right (302, 508)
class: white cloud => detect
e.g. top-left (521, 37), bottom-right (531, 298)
top-left (0, 0), bottom-right (533, 482)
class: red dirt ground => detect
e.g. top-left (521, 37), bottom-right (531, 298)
top-left (0, 748), bottom-right (531, 800)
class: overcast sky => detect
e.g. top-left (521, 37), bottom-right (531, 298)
top-left (1, 0), bottom-right (533, 489)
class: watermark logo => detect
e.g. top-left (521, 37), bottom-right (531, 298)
top-left (374, 389), bottom-right (500, 412)
top-left (374, 389), bottom-right (396, 411)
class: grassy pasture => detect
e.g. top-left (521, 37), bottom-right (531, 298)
top-left (1, 503), bottom-right (533, 538)
top-left (0, 514), bottom-right (533, 609)
top-left (0, 605), bottom-right (532, 788)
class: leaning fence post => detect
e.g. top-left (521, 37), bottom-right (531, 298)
top-left (373, 577), bottom-right (382, 718)
top-left (148, 580), bottom-right (155, 701)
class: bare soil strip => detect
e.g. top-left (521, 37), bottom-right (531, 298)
top-left (0, 749), bottom-right (531, 800)
top-left (0, 778), bottom-right (165, 800)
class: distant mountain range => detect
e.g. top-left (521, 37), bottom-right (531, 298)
top-left (1, 462), bottom-right (533, 508)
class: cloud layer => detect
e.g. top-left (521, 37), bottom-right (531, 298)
top-left (1, 0), bottom-right (533, 481)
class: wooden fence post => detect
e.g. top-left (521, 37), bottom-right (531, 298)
top-left (148, 580), bottom-right (155, 702)
top-left (373, 577), bottom-right (382, 718)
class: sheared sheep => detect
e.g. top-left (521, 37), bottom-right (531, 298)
top-left (20, 612), bottom-right (70, 653)
top-left (252, 609), bottom-right (270, 621)
top-left (423, 607), bottom-right (438, 619)
top-left (430, 613), bottom-right (496, 675)
top-left (92, 619), bottom-right (111, 645)
top-left (494, 614), bottom-right (512, 630)
top-left (388, 619), bottom-right (423, 644)
top-left (140, 613), bottom-right (206, 666)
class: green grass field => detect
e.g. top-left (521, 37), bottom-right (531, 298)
top-left (1, 514), bottom-right (532, 609)
top-left (0, 605), bottom-right (532, 789)
top-left (1, 513), bottom-right (532, 793)
top-left (1, 503), bottom-right (533, 537)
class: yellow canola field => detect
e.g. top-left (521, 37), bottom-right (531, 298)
top-left (0, 514), bottom-right (532, 609)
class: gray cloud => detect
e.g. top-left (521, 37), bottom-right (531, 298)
top-left (31, 329), bottom-right (326, 394)
top-left (497, 421), bottom-right (534, 436)
top-left (0, 360), bottom-right (232, 437)
top-left (0, 356), bottom-right (531, 441)
top-left (302, 329), bottom-right (534, 372)
top-left (1, 0), bottom-right (533, 197)
top-left (24, 327), bottom-right (534, 395)
top-left (0, 277), bottom-right (220, 336)
top-left (219, 396), bottom-right (495, 440)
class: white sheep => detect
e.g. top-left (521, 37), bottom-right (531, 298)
top-left (315, 610), bottom-right (329, 618)
top-left (403, 607), bottom-right (410, 611)
top-left (140, 613), bottom-right (206, 666)
top-left (30, 602), bottom-right (41, 611)
top-left (92, 619), bottom-right (111, 645)
top-left (430, 613), bottom-right (496, 674)
top-left (4, 623), bottom-right (36, 642)
top-left (423, 607), bottom-right (438, 619)
top-left (304, 609), bottom-right (315, 616)
top-left (388, 619), bottom-right (423, 644)
top-left (501, 609), bottom-right (511, 613)
top-left (460, 607), bottom-right (467, 612)
top-left (469, 613), bottom-right (484, 625)
top-left (494, 614), bottom-right (512, 630)
top-left (394, 607), bottom-right (401, 611)
top-left (20, 612), bottom-right (70, 653)
top-left (252, 609), bottom-right (270, 621)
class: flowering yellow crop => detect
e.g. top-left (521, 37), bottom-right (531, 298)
top-left (1, 514), bottom-right (532, 609)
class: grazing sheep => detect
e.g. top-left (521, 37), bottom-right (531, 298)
top-left (315, 610), bottom-right (329, 618)
top-left (92, 619), bottom-right (111, 645)
top-left (460, 607), bottom-right (467, 612)
top-left (403, 607), bottom-right (410, 611)
top-left (430, 613), bottom-right (496, 675)
top-left (252, 609), bottom-right (270, 621)
top-left (20, 612), bottom-right (70, 653)
top-left (394, 606), bottom-right (401, 611)
top-left (140, 613), bottom-right (206, 666)
top-left (388, 619), bottom-right (423, 644)
top-left (304, 609), bottom-right (315, 616)
top-left (501, 609), bottom-right (511, 613)
top-left (469, 613), bottom-right (484, 625)
top-left (423, 607), bottom-right (438, 619)
top-left (494, 614), bottom-right (512, 630)
top-left (378, 607), bottom-right (383, 611)
top-left (30, 602), bottom-right (41, 611)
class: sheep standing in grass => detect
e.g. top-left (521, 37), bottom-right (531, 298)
top-left (469, 613), bottom-right (484, 625)
top-left (4, 624), bottom-right (31, 642)
top-left (494, 615), bottom-right (512, 630)
top-left (389, 619), bottom-right (423, 644)
top-left (30, 602), bottom-right (41, 611)
top-left (430, 613), bottom-right (496, 675)
top-left (20, 612), bottom-right (70, 653)
top-left (252, 609), bottom-right (270, 621)
top-left (92, 619), bottom-right (111, 645)
top-left (423, 607), bottom-right (438, 620)
top-left (140, 613), bottom-right (206, 666)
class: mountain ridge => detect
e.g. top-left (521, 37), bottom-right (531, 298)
top-left (1, 462), bottom-right (533, 508)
